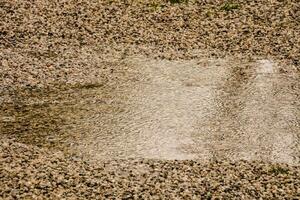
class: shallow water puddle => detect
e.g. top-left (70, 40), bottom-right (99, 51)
top-left (0, 57), bottom-right (299, 164)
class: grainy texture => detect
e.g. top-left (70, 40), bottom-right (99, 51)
top-left (1, 139), bottom-right (300, 199)
top-left (0, 0), bottom-right (299, 91)
top-left (0, 0), bottom-right (299, 199)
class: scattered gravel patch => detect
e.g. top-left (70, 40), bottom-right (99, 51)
top-left (1, 139), bottom-right (300, 199)
top-left (1, 0), bottom-right (299, 92)
top-left (1, 0), bottom-right (299, 199)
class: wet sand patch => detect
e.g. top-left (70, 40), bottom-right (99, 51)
top-left (0, 56), bottom-right (299, 164)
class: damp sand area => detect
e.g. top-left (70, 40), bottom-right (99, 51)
top-left (1, 56), bottom-right (299, 164)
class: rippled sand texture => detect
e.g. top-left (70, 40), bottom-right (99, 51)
top-left (1, 57), bottom-right (299, 164)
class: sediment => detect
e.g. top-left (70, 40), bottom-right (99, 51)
top-left (0, 0), bottom-right (299, 199)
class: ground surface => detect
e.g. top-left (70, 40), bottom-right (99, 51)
top-left (0, 0), bottom-right (300, 199)
top-left (1, 140), bottom-right (300, 199)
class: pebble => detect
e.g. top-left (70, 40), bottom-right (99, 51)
top-left (0, 0), bottom-right (299, 94)
top-left (1, 139), bottom-right (298, 199)
top-left (0, 0), bottom-right (299, 199)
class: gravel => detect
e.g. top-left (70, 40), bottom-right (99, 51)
top-left (1, 0), bottom-right (299, 91)
top-left (1, 139), bottom-right (300, 199)
top-left (0, 0), bottom-right (299, 199)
